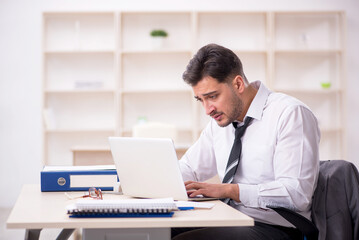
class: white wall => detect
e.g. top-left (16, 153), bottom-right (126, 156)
top-left (1, 0), bottom-right (358, 208)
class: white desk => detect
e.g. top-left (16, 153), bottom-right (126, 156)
top-left (7, 184), bottom-right (254, 240)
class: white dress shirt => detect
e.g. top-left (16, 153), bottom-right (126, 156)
top-left (179, 81), bottom-right (320, 227)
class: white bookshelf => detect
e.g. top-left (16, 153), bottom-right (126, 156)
top-left (272, 11), bottom-right (346, 160)
top-left (42, 11), bottom-right (346, 165)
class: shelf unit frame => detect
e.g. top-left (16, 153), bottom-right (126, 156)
top-left (42, 11), bottom-right (346, 165)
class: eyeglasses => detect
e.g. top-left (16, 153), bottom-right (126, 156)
top-left (83, 187), bottom-right (103, 199)
top-left (65, 187), bottom-right (103, 200)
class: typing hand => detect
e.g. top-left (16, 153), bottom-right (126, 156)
top-left (184, 181), bottom-right (239, 202)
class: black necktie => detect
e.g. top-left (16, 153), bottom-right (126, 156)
top-left (222, 117), bottom-right (253, 203)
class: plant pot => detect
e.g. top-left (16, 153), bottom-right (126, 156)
top-left (151, 36), bottom-right (166, 49)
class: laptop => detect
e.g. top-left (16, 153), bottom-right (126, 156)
top-left (109, 137), bottom-right (188, 200)
top-left (109, 137), bottom-right (215, 201)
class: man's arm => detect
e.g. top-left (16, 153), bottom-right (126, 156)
top-left (178, 121), bottom-right (218, 182)
top-left (239, 105), bottom-right (320, 211)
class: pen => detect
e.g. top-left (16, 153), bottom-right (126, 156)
top-left (178, 207), bottom-right (194, 211)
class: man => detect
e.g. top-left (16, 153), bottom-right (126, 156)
top-left (172, 44), bottom-right (320, 240)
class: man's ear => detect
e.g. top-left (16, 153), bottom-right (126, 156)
top-left (232, 75), bottom-right (245, 93)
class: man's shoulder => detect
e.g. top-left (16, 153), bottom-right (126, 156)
top-left (267, 91), bottom-right (310, 111)
top-left (265, 92), bottom-right (318, 126)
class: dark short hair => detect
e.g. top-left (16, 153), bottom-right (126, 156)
top-left (182, 43), bottom-right (246, 86)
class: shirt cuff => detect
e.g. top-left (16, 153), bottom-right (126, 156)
top-left (238, 183), bottom-right (260, 208)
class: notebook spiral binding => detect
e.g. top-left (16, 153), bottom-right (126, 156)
top-left (68, 207), bottom-right (173, 214)
top-left (67, 208), bottom-right (175, 218)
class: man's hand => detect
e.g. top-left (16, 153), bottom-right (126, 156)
top-left (184, 181), bottom-right (240, 202)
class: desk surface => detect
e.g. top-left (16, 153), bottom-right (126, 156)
top-left (7, 184), bottom-right (254, 230)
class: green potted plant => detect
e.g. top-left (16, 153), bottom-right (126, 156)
top-left (150, 29), bottom-right (168, 49)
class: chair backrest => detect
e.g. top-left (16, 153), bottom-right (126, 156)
top-left (311, 160), bottom-right (359, 240)
top-left (268, 206), bottom-right (318, 240)
top-left (269, 160), bottom-right (359, 240)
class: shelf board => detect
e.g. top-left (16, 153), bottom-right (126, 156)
top-left (71, 146), bottom-right (111, 152)
top-left (274, 49), bottom-right (342, 54)
top-left (45, 129), bottom-right (115, 133)
top-left (44, 89), bottom-right (115, 94)
top-left (233, 49), bottom-right (268, 54)
top-left (44, 89), bottom-right (116, 94)
top-left (121, 49), bottom-right (192, 54)
top-left (70, 144), bottom-right (190, 152)
top-left (121, 88), bottom-right (192, 94)
top-left (274, 88), bottom-right (342, 94)
top-left (273, 10), bottom-right (344, 15)
top-left (43, 11), bottom-right (116, 16)
top-left (44, 50), bottom-right (115, 54)
top-left (320, 127), bottom-right (342, 133)
top-left (122, 127), bottom-right (193, 134)
top-left (198, 10), bottom-right (267, 14)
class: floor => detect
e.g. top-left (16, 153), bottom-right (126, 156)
top-left (1, 208), bottom-right (76, 240)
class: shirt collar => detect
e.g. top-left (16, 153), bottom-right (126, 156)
top-left (245, 81), bottom-right (271, 121)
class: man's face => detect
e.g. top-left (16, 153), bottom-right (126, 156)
top-left (193, 76), bottom-right (243, 127)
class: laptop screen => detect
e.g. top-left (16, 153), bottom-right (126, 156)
top-left (109, 137), bottom-right (189, 200)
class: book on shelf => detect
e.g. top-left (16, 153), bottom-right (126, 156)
top-left (66, 198), bottom-right (178, 218)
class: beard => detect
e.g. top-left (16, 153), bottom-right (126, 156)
top-left (215, 91), bottom-right (243, 127)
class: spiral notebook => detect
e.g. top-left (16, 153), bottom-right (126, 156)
top-left (66, 198), bottom-right (177, 218)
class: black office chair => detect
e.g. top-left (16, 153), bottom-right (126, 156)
top-left (268, 206), bottom-right (318, 240)
top-left (268, 160), bottom-right (359, 240)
